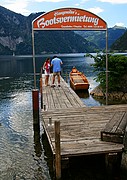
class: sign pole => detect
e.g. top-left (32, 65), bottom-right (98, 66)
top-left (32, 28), bottom-right (36, 89)
top-left (106, 29), bottom-right (108, 105)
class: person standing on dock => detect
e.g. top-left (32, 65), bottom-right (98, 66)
top-left (43, 57), bottom-right (51, 86)
top-left (51, 56), bottom-right (63, 87)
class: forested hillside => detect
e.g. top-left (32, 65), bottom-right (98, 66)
top-left (0, 5), bottom-right (126, 55)
top-left (0, 6), bottom-right (97, 55)
top-left (75, 26), bottom-right (126, 50)
top-left (110, 31), bottom-right (127, 51)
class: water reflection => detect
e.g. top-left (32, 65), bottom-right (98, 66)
top-left (33, 124), bottom-right (42, 158)
top-left (0, 74), bottom-right (51, 180)
top-left (2, 54), bottom-right (125, 179)
top-left (75, 90), bottom-right (89, 98)
top-left (0, 54), bottom-right (95, 78)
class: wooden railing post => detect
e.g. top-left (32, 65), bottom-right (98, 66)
top-left (66, 71), bottom-right (68, 83)
top-left (43, 104), bottom-right (46, 111)
top-left (32, 89), bottom-right (39, 125)
top-left (40, 68), bottom-right (43, 109)
top-left (55, 120), bottom-right (61, 180)
top-left (123, 126), bottom-right (127, 151)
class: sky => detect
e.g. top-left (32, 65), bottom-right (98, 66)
top-left (0, 0), bottom-right (127, 28)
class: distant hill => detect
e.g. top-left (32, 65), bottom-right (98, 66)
top-left (75, 26), bottom-right (127, 50)
top-left (110, 30), bottom-right (127, 51)
top-left (0, 6), bottom-right (31, 55)
top-left (0, 5), bottom-right (126, 55)
top-left (0, 6), bottom-right (97, 55)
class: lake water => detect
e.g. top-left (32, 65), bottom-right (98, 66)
top-left (0, 54), bottom-right (127, 180)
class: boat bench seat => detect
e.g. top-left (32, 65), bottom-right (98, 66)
top-left (71, 73), bottom-right (81, 76)
top-left (73, 78), bottom-right (84, 83)
top-left (101, 111), bottom-right (127, 144)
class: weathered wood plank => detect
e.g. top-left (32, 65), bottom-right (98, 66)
top-left (118, 112), bottom-right (127, 134)
top-left (101, 111), bottom-right (127, 143)
top-left (41, 74), bottom-right (125, 160)
top-left (42, 105), bottom-right (127, 115)
top-left (46, 86), bottom-right (55, 109)
top-left (42, 74), bottom-right (85, 109)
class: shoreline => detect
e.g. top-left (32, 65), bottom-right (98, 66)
top-left (90, 85), bottom-right (127, 102)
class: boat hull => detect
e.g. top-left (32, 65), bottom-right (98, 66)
top-left (70, 81), bottom-right (89, 91)
top-left (70, 67), bottom-right (89, 91)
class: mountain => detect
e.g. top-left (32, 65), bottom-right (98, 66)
top-left (75, 26), bottom-right (127, 50)
top-left (110, 30), bottom-right (127, 51)
top-left (0, 6), bottom-right (31, 55)
top-left (0, 6), bottom-right (97, 55)
top-left (0, 5), bottom-right (126, 55)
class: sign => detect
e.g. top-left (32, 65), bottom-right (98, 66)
top-left (32, 8), bottom-right (107, 30)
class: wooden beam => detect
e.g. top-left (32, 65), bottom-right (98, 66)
top-left (55, 120), bottom-right (61, 179)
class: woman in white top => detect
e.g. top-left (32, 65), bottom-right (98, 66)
top-left (43, 58), bottom-right (50, 86)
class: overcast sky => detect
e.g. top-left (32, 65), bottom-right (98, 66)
top-left (0, 0), bottom-right (127, 28)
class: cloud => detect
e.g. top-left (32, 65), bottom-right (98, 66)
top-left (2, 0), bottom-right (30, 15)
top-left (74, 1), bottom-right (103, 15)
top-left (35, 0), bottom-right (66, 2)
top-left (75, 0), bottom-right (89, 6)
top-left (97, 0), bottom-right (127, 4)
top-left (115, 22), bottom-right (125, 26)
top-left (80, 0), bottom-right (89, 3)
top-left (87, 7), bottom-right (104, 14)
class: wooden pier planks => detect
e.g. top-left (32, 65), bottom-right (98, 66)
top-left (40, 75), bottom-right (127, 159)
top-left (101, 111), bottom-right (127, 143)
top-left (42, 107), bottom-right (126, 158)
top-left (41, 74), bottom-right (85, 110)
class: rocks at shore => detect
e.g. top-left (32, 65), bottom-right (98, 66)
top-left (90, 85), bottom-right (127, 101)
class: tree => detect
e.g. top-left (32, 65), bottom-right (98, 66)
top-left (87, 53), bottom-right (127, 92)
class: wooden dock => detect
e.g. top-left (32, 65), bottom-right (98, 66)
top-left (40, 74), bottom-right (127, 178)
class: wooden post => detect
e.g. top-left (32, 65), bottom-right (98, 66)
top-left (32, 89), bottom-right (39, 125)
top-left (55, 120), bottom-right (61, 180)
top-left (49, 117), bottom-right (52, 126)
top-left (105, 152), bottom-right (122, 179)
top-left (66, 71), bottom-right (68, 83)
top-left (123, 126), bottom-right (127, 151)
top-left (40, 77), bottom-right (43, 109)
top-left (44, 104), bottom-right (46, 111)
top-left (40, 68), bottom-right (43, 109)
top-left (33, 123), bottom-right (42, 157)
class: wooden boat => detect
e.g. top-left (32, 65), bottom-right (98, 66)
top-left (70, 67), bottom-right (89, 91)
